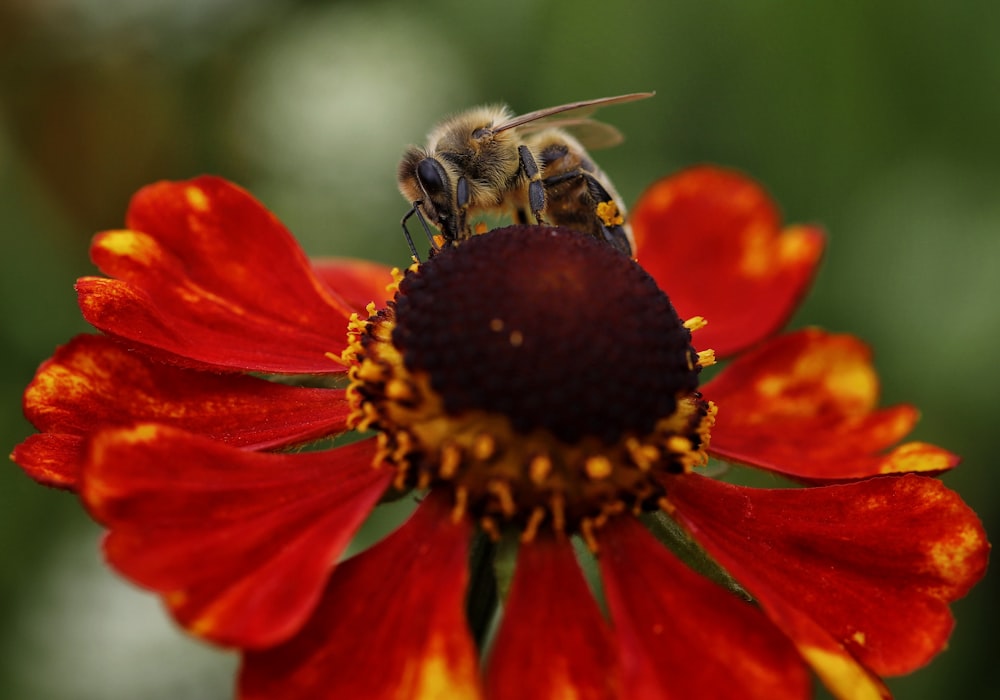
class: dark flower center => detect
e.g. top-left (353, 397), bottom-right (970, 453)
top-left (391, 227), bottom-right (700, 444)
top-left (345, 226), bottom-right (715, 543)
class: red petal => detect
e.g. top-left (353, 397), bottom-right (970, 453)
top-left (664, 473), bottom-right (989, 690)
top-left (312, 257), bottom-right (396, 313)
top-left (704, 328), bottom-right (959, 481)
top-left (486, 536), bottom-right (621, 700)
top-left (631, 167), bottom-right (824, 357)
top-left (11, 433), bottom-right (84, 489)
top-left (82, 426), bottom-right (391, 648)
top-left (239, 489), bottom-right (482, 700)
top-left (598, 516), bottom-right (809, 700)
top-left (79, 176), bottom-right (354, 373)
top-left (14, 334), bottom-right (350, 490)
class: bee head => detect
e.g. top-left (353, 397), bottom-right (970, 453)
top-left (398, 147), bottom-right (460, 242)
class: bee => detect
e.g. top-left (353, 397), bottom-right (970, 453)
top-left (397, 92), bottom-right (654, 260)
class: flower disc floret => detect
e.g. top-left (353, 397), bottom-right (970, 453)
top-left (345, 226), bottom-right (716, 542)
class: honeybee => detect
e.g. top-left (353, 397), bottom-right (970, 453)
top-left (397, 92), bottom-right (654, 260)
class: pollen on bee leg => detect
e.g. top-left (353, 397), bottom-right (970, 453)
top-left (683, 316), bottom-right (708, 332)
top-left (520, 506), bottom-right (547, 543)
top-left (596, 201), bottom-right (624, 227)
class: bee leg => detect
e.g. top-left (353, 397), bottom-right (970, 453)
top-left (401, 203), bottom-right (439, 261)
top-left (580, 174), bottom-right (632, 256)
top-left (456, 176), bottom-right (472, 238)
top-left (517, 145), bottom-right (547, 224)
top-left (540, 170), bottom-right (633, 256)
top-left (596, 219), bottom-right (633, 256)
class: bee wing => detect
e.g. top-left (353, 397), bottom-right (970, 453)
top-left (493, 91), bottom-right (654, 134)
top-left (517, 117), bottom-right (625, 150)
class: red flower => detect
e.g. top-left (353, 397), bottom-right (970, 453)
top-left (13, 168), bottom-right (988, 699)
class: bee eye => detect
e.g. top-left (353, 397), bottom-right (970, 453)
top-left (416, 158), bottom-right (449, 196)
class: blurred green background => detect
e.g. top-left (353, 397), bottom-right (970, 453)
top-left (2, 1), bottom-right (996, 698)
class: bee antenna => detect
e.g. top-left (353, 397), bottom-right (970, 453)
top-left (401, 202), bottom-right (438, 262)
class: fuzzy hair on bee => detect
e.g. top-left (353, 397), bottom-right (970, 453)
top-left (397, 92), bottom-right (653, 261)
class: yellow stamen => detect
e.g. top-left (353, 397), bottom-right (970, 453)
top-left (683, 316), bottom-right (708, 332)
top-left (550, 492), bottom-right (567, 533)
top-left (521, 506), bottom-right (546, 543)
top-left (452, 486), bottom-right (468, 523)
top-left (585, 455), bottom-right (613, 480)
top-left (625, 437), bottom-right (660, 471)
top-left (416, 470), bottom-right (432, 490)
top-left (487, 480), bottom-right (516, 517)
top-left (658, 496), bottom-right (677, 516)
top-left (697, 349), bottom-right (717, 368)
top-left (439, 444), bottom-right (463, 479)
top-left (386, 378), bottom-right (415, 402)
top-left (393, 462), bottom-right (411, 491)
top-left (472, 433), bottom-right (496, 461)
top-left (345, 294), bottom-right (717, 541)
top-left (480, 516), bottom-right (501, 541)
top-left (356, 361), bottom-right (386, 383)
top-left (580, 517), bottom-right (600, 552)
top-left (666, 436), bottom-right (693, 454)
top-left (387, 267), bottom-right (406, 294)
top-left (325, 351), bottom-right (348, 366)
top-left (529, 454), bottom-right (552, 484)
